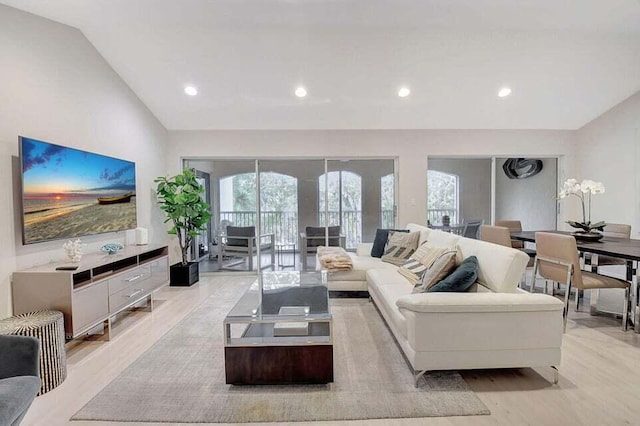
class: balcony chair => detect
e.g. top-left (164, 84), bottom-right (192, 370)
top-left (299, 226), bottom-right (346, 271)
top-left (0, 335), bottom-right (41, 426)
top-left (461, 219), bottom-right (484, 239)
top-left (218, 226), bottom-right (274, 271)
top-left (532, 232), bottom-right (630, 332)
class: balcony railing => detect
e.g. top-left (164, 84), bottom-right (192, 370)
top-left (219, 209), bottom-right (395, 250)
top-left (219, 211), bottom-right (299, 247)
top-left (427, 208), bottom-right (458, 225)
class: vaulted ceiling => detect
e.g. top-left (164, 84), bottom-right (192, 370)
top-left (3, 0), bottom-right (640, 130)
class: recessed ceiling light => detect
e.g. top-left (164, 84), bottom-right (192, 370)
top-left (184, 85), bottom-right (198, 96)
top-left (295, 86), bottom-right (307, 98)
top-left (398, 87), bottom-right (411, 98)
top-left (498, 87), bottom-right (512, 98)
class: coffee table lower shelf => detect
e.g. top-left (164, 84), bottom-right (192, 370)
top-left (225, 345), bottom-right (333, 385)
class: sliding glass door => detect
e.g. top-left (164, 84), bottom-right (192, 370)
top-left (184, 157), bottom-right (397, 273)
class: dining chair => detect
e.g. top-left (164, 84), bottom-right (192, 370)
top-left (479, 225), bottom-right (512, 247)
top-left (532, 232), bottom-right (630, 332)
top-left (589, 223), bottom-right (632, 272)
top-left (496, 220), bottom-right (536, 266)
top-left (461, 219), bottom-right (483, 239)
top-left (480, 225), bottom-right (530, 288)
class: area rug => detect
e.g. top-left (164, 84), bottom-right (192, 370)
top-left (72, 276), bottom-right (489, 422)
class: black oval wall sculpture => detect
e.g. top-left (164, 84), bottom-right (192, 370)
top-left (502, 158), bottom-right (544, 179)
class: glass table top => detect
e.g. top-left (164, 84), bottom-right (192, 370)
top-left (226, 271), bottom-right (329, 322)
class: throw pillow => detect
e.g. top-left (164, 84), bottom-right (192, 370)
top-left (381, 231), bottom-right (420, 266)
top-left (370, 228), bottom-right (409, 258)
top-left (412, 250), bottom-right (457, 293)
top-left (428, 256), bottom-right (479, 293)
top-left (397, 243), bottom-right (449, 285)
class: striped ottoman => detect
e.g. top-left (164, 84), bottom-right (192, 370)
top-left (0, 310), bottom-right (67, 394)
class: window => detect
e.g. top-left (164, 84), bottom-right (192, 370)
top-left (219, 172), bottom-right (298, 244)
top-left (381, 173), bottom-right (395, 228)
top-left (427, 170), bottom-right (459, 224)
top-left (318, 171), bottom-right (362, 248)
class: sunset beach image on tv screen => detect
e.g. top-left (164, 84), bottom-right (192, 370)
top-left (20, 137), bottom-right (137, 244)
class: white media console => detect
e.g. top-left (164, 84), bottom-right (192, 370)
top-left (12, 244), bottom-right (169, 340)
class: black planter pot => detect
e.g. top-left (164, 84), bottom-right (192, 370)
top-left (170, 262), bottom-right (199, 286)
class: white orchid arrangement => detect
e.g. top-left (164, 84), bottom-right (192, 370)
top-left (557, 178), bottom-right (606, 233)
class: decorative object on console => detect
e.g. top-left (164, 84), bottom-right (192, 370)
top-left (155, 169), bottom-right (211, 286)
top-left (502, 158), bottom-right (544, 179)
top-left (381, 231), bottom-right (420, 265)
top-left (428, 256), bottom-right (479, 293)
top-left (62, 239), bottom-right (84, 262)
top-left (101, 243), bottom-right (123, 255)
top-left (557, 178), bottom-right (606, 241)
top-left (135, 227), bottom-right (148, 245)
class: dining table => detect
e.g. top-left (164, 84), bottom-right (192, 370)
top-left (511, 230), bottom-right (640, 333)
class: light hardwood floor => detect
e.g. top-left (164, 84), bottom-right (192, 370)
top-left (22, 273), bottom-right (640, 426)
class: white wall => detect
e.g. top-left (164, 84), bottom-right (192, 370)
top-left (0, 5), bottom-right (168, 318)
top-left (495, 158), bottom-right (558, 230)
top-left (575, 91), bottom-right (640, 237)
top-left (168, 129), bottom-right (577, 229)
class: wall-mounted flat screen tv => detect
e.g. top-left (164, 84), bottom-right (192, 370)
top-left (20, 136), bottom-right (137, 245)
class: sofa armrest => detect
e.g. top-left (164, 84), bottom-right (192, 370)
top-left (396, 292), bottom-right (564, 314)
top-left (0, 335), bottom-right (40, 379)
top-left (356, 243), bottom-right (373, 257)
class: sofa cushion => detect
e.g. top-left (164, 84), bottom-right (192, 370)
top-left (406, 223), bottom-right (430, 245)
top-left (381, 231), bottom-right (420, 266)
top-left (370, 228), bottom-right (409, 258)
top-left (412, 250), bottom-right (457, 293)
top-left (426, 229), bottom-right (460, 248)
top-left (456, 236), bottom-right (529, 293)
top-left (366, 269), bottom-right (414, 339)
top-left (428, 256), bottom-right (479, 293)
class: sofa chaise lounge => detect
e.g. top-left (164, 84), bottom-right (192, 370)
top-left (320, 223), bottom-right (565, 385)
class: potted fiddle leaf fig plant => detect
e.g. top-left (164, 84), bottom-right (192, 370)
top-left (155, 169), bottom-right (211, 286)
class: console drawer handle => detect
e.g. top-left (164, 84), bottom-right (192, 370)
top-left (126, 274), bottom-right (144, 282)
top-left (125, 288), bottom-right (143, 298)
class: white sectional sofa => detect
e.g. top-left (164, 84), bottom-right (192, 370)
top-left (322, 223), bottom-right (565, 385)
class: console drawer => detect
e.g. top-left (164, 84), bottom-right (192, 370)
top-left (109, 282), bottom-right (148, 313)
top-left (108, 265), bottom-right (151, 295)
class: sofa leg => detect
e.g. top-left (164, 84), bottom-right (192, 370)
top-left (414, 370), bottom-right (427, 388)
top-left (551, 366), bottom-right (559, 384)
